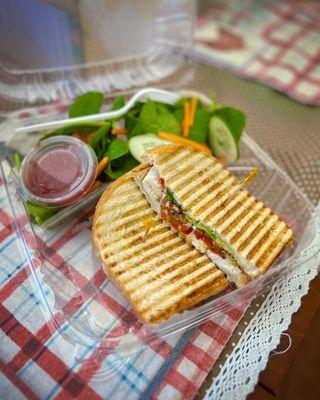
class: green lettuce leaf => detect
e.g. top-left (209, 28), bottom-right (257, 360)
top-left (88, 123), bottom-right (111, 150)
top-left (69, 91), bottom-right (104, 118)
top-left (26, 201), bottom-right (57, 225)
top-left (130, 100), bottom-right (181, 137)
top-left (105, 154), bottom-right (139, 180)
top-left (110, 95), bottom-right (125, 111)
top-left (105, 139), bottom-right (129, 161)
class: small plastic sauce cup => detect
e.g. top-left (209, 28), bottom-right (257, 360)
top-left (20, 136), bottom-right (98, 207)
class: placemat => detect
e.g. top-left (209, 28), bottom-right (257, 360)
top-left (194, 0), bottom-right (320, 106)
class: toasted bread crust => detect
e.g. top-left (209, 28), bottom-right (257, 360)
top-left (93, 164), bottom-right (227, 324)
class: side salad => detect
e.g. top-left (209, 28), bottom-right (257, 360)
top-left (22, 90), bottom-right (246, 224)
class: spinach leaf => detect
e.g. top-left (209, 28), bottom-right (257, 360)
top-left (69, 91), bottom-right (104, 118)
top-left (185, 212), bottom-right (218, 240)
top-left (124, 102), bottom-right (144, 136)
top-left (188, 107), bottom-right (211, 144)
top-left (14, 153), bottom-right (22, 170)
top-left (173, 107), bottom-right (183, 125)
top-left (166, 188), bottom-right (179, 206)
top-left (105, 139), bottom-right (129, 161)
top-left (105, 154), bottom-right (139, 180)
top-left (26, 201), bottom-right (57, 225)
top-left (196, 222), bottom-right (218, 241)
top-left (130, 100), bottom-right (181, 137)
top-left (111, 95), bottom-right (125, 111)
top-left (41, 121), bottom-right (108, 140)
top-left (88, 123), bottom-right (111, 150)
top-left (213, 107), bottom-right (246, 143)
top-left (126, 113), bottom-right (139, 137)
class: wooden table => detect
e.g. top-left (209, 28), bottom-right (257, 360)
top-left (249, 273), bottom-right (320, 399)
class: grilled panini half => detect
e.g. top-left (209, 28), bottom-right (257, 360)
top-left (142, 145), bottom-right (294, 280)
top-left (92, 164), bottom-right (227, 324)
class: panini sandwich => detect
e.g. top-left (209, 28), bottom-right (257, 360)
top-left (93, 164), bottom-right (228, 324)
top-left (137, 145), bottom-right (294, 286)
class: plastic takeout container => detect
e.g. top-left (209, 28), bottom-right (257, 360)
top-left (1, 1), bottom-right (319, 380)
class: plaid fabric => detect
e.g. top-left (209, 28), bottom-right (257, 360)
top-left (0, 107), bottom-right (250, 399)
top-left (194, 0), bottom-right (320, 105)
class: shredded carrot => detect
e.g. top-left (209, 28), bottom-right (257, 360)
top-left (189, 97), bottom-right (198, 127)
top-left (111, 128), bottom-right (128, 135)
top-left (84, 131), bottom-right (95, 143)
top-left (72, 132), bottom-right (82, 140)
top-left (72, 132), bottom-right (87, 142)
top-left (241, 167), bottom-right (258, 186)
top-left (87, 181), bottom-right (101, 194)
top-left (72, 132), bottom-right (91, 143)
top-left (158, 132), bottom-right (211, 154)
top-left (96, 157), bottom-right (109, 177)
top-left (182, 101), bottom-right (191, 138)
top-left (215, 154), bottom-right (228, 168)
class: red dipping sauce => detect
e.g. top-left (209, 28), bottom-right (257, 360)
top-left (20, 136), bottom-right (98, 207)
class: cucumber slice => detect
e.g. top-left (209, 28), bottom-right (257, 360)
top-left (128, 134), bottom-right (169, 163)
top-left (208, 116), bottom-right (239, 163)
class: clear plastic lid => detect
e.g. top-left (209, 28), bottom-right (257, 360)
top-left (0, 0), bottom-right (195, 111)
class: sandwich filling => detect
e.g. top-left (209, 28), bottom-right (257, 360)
top-left (137, 167), bottom-right (249, 287)
top-left (160, 183), bottom-right (225, 258)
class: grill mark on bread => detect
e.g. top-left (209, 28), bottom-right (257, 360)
top-left (164, 151), bottom-right (210, 176)
top-left (217, 197), bottom-right (256, 234)
top-left (236, 214), bottom-right (278, 254)
top-left (204, 191), bottom-right (249, 229)
top-left (130, 258), bottom-right (214, 299)
top-left (111, 240), bottom-right (190, 274)
top-left (153, 145), bottom-right (186, 167)
top-left (108, 234), bottom-right (182, 266)
top-left (121, 250), bottom-right (199, 287)
top-left (175, 166), bottom-right (226, 201)
top-left (137, 265), bottom-right (222, 307)
top-left (257, 229), bottom-right (293, 271)
top-left (166, 159), bottom-right (212, 192)
top-left (228, 204), bottom-right (269, 244)
top-left (107, 228), bottom-right (176, 259)
top-left (106, 229), bottom-right (174, 260)
top-left (193, 177), bottom-right (236, 218)
top-left (247, 221), bottom-right (285, 263)
top-left (110, 209), bottom-right (155, 232)
top-left (163, 151), bottom-right (208, 179)
top-left (115, 201), bottom-right (150, 218)
top-left (103, 225), bottom-right (168, 249)
top-left (119, 245), bottom-right (193, 279)
top-left (205, 190), bottom-right (248, 226)
top-left (137, 270), bottom-right (224, 313)
top-left (179, 166), bottom-right (223, 204)
top-left (182, 173), bottom-right (232, 211)
top-left (142, 275), bottom-right (226, 323)
top-left (159, 145), bottom-right (197, 164)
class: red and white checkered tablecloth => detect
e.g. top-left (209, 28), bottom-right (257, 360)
top-left (0, 106), bottom-right (251, 399)
top-left (194, 0), bottom-right (320, 105)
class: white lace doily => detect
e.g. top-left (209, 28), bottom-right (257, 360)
top-left (204, 204), bottom-right (320, 400)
